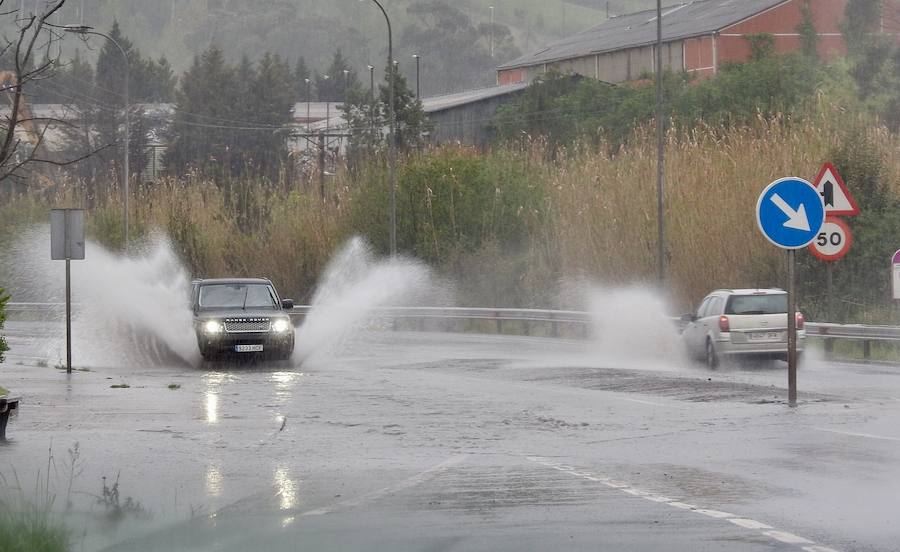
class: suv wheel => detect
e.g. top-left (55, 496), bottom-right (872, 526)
top-left (705, 339), bottom-right (719, 369)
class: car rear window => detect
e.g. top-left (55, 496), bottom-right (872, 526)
top-left (724, 294), bottom-right (787, 315)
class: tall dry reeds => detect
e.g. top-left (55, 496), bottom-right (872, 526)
top-left (2, 107), bottom-right (896, 312)
top-left (545, 113), bottom-right (859, 307)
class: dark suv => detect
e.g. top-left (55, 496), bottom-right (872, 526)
top-left (191, 278), bottom-right (295, 361)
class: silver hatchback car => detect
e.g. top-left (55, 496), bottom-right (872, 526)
top-left (681, 289), bottom-right (805, 368)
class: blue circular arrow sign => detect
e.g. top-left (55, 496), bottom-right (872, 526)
top-left (756, 177), bottom-right (825, 249)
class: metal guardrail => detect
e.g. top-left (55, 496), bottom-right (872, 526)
top-left (5, 303), bottom-right (899, 357)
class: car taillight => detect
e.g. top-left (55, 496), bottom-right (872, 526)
top-left (796, 312), bottom-right (805, 330)
top-left (719, 316), bottom-right (730, 332)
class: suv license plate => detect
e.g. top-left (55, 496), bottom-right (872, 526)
top-left (748, 332), bottom-right (781, 342)
top-left (235, 344), bottom-right (264, 353)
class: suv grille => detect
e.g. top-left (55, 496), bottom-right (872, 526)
top-left (224, 318), bottom-right (270, 333)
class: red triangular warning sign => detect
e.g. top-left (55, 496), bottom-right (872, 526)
top-left (814, 163), bottom-right (860, 217)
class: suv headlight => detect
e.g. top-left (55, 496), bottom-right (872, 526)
top-left (204, 320), bottom-right (223, 334)
top-left (272, 318), bottom-right (291, 333)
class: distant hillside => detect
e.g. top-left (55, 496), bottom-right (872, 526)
top-left (2, 0), bottom-right (687, 96)
top-left (52, 0), bottom-right (614, 94)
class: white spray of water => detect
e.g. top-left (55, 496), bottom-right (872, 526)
top-left (295, 237), bottom-right (447, 362)
top-left (584, 285), bottom-right (686, 371)
top-left (2, 226), bottom-right (197, 367)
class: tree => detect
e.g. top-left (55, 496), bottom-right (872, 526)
top-left (380, 62), bottom-right (429, 151)
top-left (166, 47), bottom-right (294, 177)
top-left (166, 46), bottom-right (238, 173)
top-left (316, 49), bottom-right (359, 102)
top-left (244, 52), bottom-right (294, 171)
top-left (796, 0), bottom-right (819, 61)
top-left (401, 1), bottom-right (520, 95)
top-left (0, 0), bottom-right (106, 185)
top-left (294, 57), bottom-right (311, 101)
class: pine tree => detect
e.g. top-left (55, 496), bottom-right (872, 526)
top-left (379, 63), bottom-right (429, 151)
top-left (245, 52), bottom-right (294, 171)
top-left (796, 0), bottom-right (819, 62)
top-left (166, 46), bottom-right (237, 173)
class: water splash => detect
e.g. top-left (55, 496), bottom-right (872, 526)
top-left (295, 237), bottom-right (449, 362)
top-left (2, 226), bottom-right (197, 367)
top-left (584, 286), bottom-right (685, 370)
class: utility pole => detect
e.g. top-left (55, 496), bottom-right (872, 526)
top-left (413, 54), bottom-right (420, 99)
top-left (655, 0), bottom-right (666, 285)
top-left (318, 132), bottom-right (326, 200)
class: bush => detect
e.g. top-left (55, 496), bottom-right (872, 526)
top-left (347, 148), bottom-right (544, 265)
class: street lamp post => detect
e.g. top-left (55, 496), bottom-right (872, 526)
top-left (323, 74), bottom-right (331, 134)
top-left (368, 64), bottom-right (375, 146)
top-left (413, 54), bottom-right (420, 99)
top-left (655, 0), bottom-right (666, 284)
top-left (342, 68), bottom-right (350, 101)
top-left (367, 0), bottom-right (397, 257)
top-left (490, 6), bottom-right (495, 58)
top-left (304, 78), bottom-right (311, 133)
top-left (65, 24), bottom-right (130, 250)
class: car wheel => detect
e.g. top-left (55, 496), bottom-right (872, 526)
top-left (705, 339), bottom-right (719, 369)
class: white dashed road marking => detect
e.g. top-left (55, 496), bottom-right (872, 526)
top-left (526, 456), bottom-right (838, 552)
top-left (814, 427), bottom-right (900, 443)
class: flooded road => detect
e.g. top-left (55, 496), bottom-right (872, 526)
top-left (2, 326), bottom-right (899, 551)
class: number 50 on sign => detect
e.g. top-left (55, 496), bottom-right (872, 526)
top-left (809, 217), bottom-right (853, 262)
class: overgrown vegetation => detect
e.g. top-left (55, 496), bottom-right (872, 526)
top-left (0, 462), bottom-right (70, 552)
top-left (494, 49), bottom-right (829, 152)
top-left (5, 105), bottom-right (899, 319)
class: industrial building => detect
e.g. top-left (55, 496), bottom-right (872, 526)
top-left (497, 0), bottom-right (891, 86)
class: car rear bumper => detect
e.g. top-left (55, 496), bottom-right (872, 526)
top-left (715, 335), bottom-right (805, 356)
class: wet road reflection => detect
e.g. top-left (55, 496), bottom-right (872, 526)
top-left (201, 372), bottom-right (237, 424)
top-left (274, 467), bottom-right (297, 510)
top-left (205, 465), bottom-right (223, 498)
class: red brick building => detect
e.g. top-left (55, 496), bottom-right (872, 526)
top-left (498, 0), bottom-right (900, 85)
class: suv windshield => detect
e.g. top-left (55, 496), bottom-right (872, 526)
top-left (725, 294), bottom-right (788, 315)
top-left (199, 284), bottom-right (277, 309)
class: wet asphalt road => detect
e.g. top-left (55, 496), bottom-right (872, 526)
top-left (2, 323), bottom-right (900, 551)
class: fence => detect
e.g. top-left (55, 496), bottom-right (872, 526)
top-left (6, 303), bottom-right (899, 360)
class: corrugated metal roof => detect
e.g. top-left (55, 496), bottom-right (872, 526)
top-left (499, 0), bottom-right (787, 70)
top-left (421, 82), bottom-right (528, 113)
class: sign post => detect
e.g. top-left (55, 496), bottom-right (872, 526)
top-left (50, 209), bottom-right (85, 375)
top-left (810, 164), bottom-right (859, 318)
top-left (892, 250), bottom-right (900, 301)
top-left (757, 178), bottom-right (825, 407)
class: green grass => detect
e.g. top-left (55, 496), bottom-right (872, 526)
top-left (0, 472), bottom-right (69, 552)
top-left (0, 386), bottom-right (7, 396)
top-left (0, 508), bottom-right (69, 552)
top-left (167, 384), bottom-right (181, 390)
top-left (109, 384), bottom-right (130, 389)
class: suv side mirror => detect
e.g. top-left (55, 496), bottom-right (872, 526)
top-left (281, 299), bottom-right (294, 310)
top-left (680, 313), bottom-right (697, 323)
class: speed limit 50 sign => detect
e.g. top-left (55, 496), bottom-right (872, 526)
top-left (809, 217), bottom-right (853, 262)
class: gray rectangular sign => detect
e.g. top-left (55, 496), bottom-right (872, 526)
top-left (50, 209), bottom-right (85, 260)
